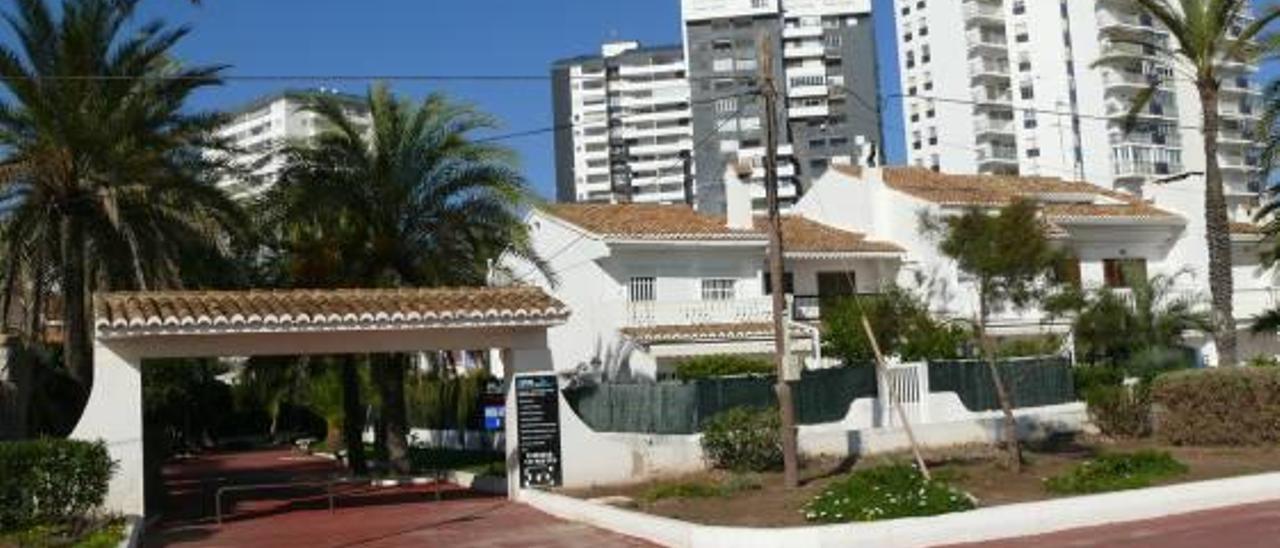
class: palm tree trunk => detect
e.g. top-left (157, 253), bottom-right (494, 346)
top-left (340, 356), bottom-right (367, 475)
top-left (60, 215), bottom-right (92, 390)
top-left (373, 354), bottom-right (411, 475)
top-left (1199, 83), bottom-right (1237, 366)
top-left (977, 291), bottom-right (1022, 472)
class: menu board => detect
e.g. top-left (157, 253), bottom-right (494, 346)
top-left (515, 374), bottom-right (562, 488)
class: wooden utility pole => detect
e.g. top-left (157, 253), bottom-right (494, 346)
top-left (758, 33), bottom-right (799, 489)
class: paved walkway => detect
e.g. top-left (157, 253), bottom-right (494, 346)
top-left (145, 448), bottom-right (654, 547)
top-left (945, 500), bottom-right (1280, 548)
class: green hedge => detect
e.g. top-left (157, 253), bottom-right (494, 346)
top-left (0, 439), bottom-right (115, 531)
top-left (1152, 367), bottom-right (1280, 446)
top-left (674, 355), bottom-right (773, 380)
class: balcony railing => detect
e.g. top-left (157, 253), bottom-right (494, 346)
top-left (791, 294), bottom-right (884, 322)
top-left (626, 298), bottom-right (773, 327)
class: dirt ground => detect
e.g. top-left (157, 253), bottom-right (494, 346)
top-left (561, 436), bottom-right (1280, 527)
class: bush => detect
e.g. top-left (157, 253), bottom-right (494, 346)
top-left (1073, 363), bottom-right (1124, 399)
top-left (1152, 368), bottom-right (1280, 446)
top-left (0, 440), bottom-right (116, 531)
top-left (1044, 450), bottom-right (1187, 495)
top-left (1086, 385), bottom-right (1152, 439)
top-left (822, 287), bottom-right (970, 363)
top-left (803, 463), bottom-right (975, 523)
top-left (674, 355), bottom-right (773, 380)
top-left (1124, 346), bottom-right (1193, 384)
top-left (700, 407), bottom-right (782, 472)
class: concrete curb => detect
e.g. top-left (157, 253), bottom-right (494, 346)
top-left (522, 471), bottom-right (1280, 548)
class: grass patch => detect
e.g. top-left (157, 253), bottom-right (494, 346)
top-left (1, 518), bottom-right (124, 548)
top-left (803, 463), bottom-right (976, 523)
top-left (1044, 450), bottom-right (1187, 495)
top-left (639, 474), bottom-right (763, 503)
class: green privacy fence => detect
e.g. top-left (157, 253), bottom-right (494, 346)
top-left (564, 366), bottom-right (878, 435)
top-left (928, 357), bottom-right (1076, 412)
top-left (566, 358), bottom-right (1076, 434)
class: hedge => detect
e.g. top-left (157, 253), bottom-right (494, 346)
top-left (0, 439), bottom-right (116, 531)
top-left (673, 355), bottom-right (773, 381)
top-left (1151, 367), bottom-right (1280, 446)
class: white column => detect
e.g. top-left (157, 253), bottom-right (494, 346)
top-left (70, 340), bottom-right (144, 517)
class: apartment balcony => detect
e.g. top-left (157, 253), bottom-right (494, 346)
top-left (1096, 10), bottom-right (1160, 36)
top-left (966, 30), bottom-right (1009, 55)
top-left (972, 88), bottom-right (1014, 109)
top-left (784, 43), bottom-right (826, 59)
top-left (1220, 106), bottom-right (1260, 122)
top-left (788, 103), bottom-right (830, 119)
top-left (1218, 128), bottom-right (1257, 148)
top-left (1106, 102), bottom-right (1179, 122)
top-left (626, 298), bottom-right (774, 328)
top-left (976, 144), bottom-right (1019, 170)
top-left (782, 25), bottom-right (824, 39)
top-left (1102, 69), bottom-right (1164, 92)
top-left (1111, 131), bottom-right (1181, 149)
top-left (788, 84), bottom-right (829, 99)
top-left (974, 117), bottom-right (1016, 138)
top-left (1098, 40), bottom-right (1165, 62)
top-left (1218, 154), bottom-right (1260, 174)
top-left (618, 62), bottom-right (687, 77)
top-left (969, 58), bottom-right (1011, 83)
top-left (963, 0), bottom-right (1005, 26)
top-left (750, 163), bottom-right (798, 180)
top-left (630, 139), bottom-right (693, 156)
top-left (1221, 77), bottom-right (1262, 97)
top-left (1112, 152), bottom-right (1181, 183)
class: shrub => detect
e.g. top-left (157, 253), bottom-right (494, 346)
top-left (0, 439), bottom-right (116, 531)
top-left (1044, 450), bottom-right (1187, 495)
top-left (1247, 355), bottom-right (1280, 368)
top-left (1086, 385), bottom-right (1152, 439)
top-left (1073, 363), bottom-right (1124, 399)
top-left (700, 407), bottom-right (782, 472)
top-left (822, 287), bottom-right (970, 363)
top-left (674, 355), bottom-right (773, 381)
top-left (1124, 346), bottom-right (1193, 384)
top-left (803, 463), bottom-right (975, 523)
top-left (1151, 368), bottom-right (1280, 446)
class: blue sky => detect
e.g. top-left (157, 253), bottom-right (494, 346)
top-left (129, 0), bottom-right (906, 199)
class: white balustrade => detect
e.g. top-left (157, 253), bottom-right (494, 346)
top-left (626, 298), bottom-right (774, 327)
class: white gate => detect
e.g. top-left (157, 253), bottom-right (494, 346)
top-left (879, 360), bottom-right (930, 427)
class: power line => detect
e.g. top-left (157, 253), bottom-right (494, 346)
top-left (0, 73), bottom-right (762, 83)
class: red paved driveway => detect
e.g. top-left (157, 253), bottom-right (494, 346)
top-left (145, 448), bottom-right (655, 547)
top-left (944, 500), bottom-right (1280, 548)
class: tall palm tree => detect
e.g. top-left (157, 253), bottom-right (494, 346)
top-left (0, 0), bottom-right (245, 390)
top-left (260, 84), bottom-right (545, 474)
top-left (1104, 0), bottom-right (1280, 366)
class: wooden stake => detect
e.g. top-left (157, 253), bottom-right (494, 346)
top-left (861, 315), bottom-right (931, 480)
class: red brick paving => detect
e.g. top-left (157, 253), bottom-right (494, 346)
top-left (943, 500), bottom-right (1280, 548)
top-left (145, 448), bottom-right (656, 547)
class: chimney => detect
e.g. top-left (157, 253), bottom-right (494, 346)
top-left (724, 161), bottom-right (753, 230)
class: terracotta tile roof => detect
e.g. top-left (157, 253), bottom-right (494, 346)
top-left (1231, 222), bottom-right (1264, 235)
top-left (620, 322), bottom-right (813, 344)
top-left (94, 286), bottom-right (569, 333)
top-left (832, 166), bottom-right (1179, 222)
top-left (543, 203), bottom-right (764, 241)
top-left (757, 216), bottom-right (905, 255)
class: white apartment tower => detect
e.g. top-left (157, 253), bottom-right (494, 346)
top-left (894, 0), bottom-right (1261, 220)
top-left (214, 89), bottom-right (370, 198)
top-left (551, 42), bottom-right (695, 204)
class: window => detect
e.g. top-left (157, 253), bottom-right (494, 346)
top-left (763, 272), bottom-right (795, 295)
top-left (1103, 259), bottom-right (1148, 288)
top-left (1020, 84), bottom-right (1035, 99)
top-left (1053, 257), bottom-right (1082, 288)
top-left (701, 279), bottom-right (736, 301)
top-left (715, 97), bottom-right (739, 114)
top-left (751, 0), bottom-right (767, 7)
top-left (1026, 147), bottom-right (1040, 158)
top-left (1024, 110), bottom-right (1038, 129)
top-left (629, 277), bottom-right (655, 302)
top-left (921, 44), bottom-right (932, 63)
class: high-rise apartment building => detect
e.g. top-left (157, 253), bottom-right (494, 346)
top-left (682, 0), bottom-right (882, 214)
top-left (893, 0), bottom-right (1261, 218)
top-left (551, 42), bottom-right (694, 204)
top-left (214, 89), bottom-right (370, 198)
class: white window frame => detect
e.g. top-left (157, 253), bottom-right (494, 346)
top-left (701, 279), bottom-right (737, 301)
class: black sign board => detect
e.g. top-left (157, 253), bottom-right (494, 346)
top-left (515, 374), bottom-right (562, 488)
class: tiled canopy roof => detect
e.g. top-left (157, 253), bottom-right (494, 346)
top-left (1231, 222), bottom-right (1263, 235)
top-left (835, 166), bottom-right (1179, 222)
top-left (620, 322), bottom-right (814, 344)
top-left (761, 216), bottom-right (905, 255)
top-left (543, 203), bottom-right (904, 255)
top-left (543, 203), bottom-right (764, 241)
top-left (95, 287), bottom-right (569, 334)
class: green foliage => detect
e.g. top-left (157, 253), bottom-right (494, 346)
top-left (922, 199), bottom-right (1062, 316)
top-left (1247, 355), bottom-right (1280, 368)
top-left (1073, 363), bottom-right (1125, 399)
top-left (1124, 346), bottom-right (1194, 384)
top-left (0, 440), bottom-right (115, 532)
top-left (1055, 272), bottom-right (1209, 366)
top-left (0, 518), bottom-right (124, 548)
top-left (700, 407), bottom-right (783, 472)
top-left (803, 463), bottom-right (975, 523)
top-left (1085, 385), bottom-right (1152, 439)
top-left (638, 474), bottom-right (762, 502)
top-left (1044, 451), bottom-right (1187, 495)
top-left (995, 336), bottom-right (1062, 358)
top-left (674, 355), bottom-right (773, 380)
top-left (1152, 368), bottom-right (1280, 446)
top-left (822, 288), bottom-right (970, 363)
top-left (405, 369), bottom-right (492, 431)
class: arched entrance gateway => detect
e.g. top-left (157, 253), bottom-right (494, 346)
top-left (68, 286), bottom-right (568, 517)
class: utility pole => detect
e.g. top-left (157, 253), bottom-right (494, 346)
top-left (758, 32), bottom-right (799, 490)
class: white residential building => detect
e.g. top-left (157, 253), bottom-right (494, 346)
top-left (509, 163), bottom-right (1280, 375)
top-left (551, 42), bottom-right (695, 205)
top-left (213, 89), bottom-right (370, 198)
top-left (892, 0), bottom-right (1262, 224)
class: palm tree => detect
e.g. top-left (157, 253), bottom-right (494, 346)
top-left (1102, 0), bottom-right (1280, 366)
top-left (0, 0), bottom-right (245, 392)
top-left (260, 84), bottom-right (545, 474)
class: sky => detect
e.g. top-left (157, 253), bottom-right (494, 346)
top-left (122, 0), bottom-right (906, 199)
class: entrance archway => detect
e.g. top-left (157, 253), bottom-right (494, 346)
top-left (69, 287), bottom-right (568, 517)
